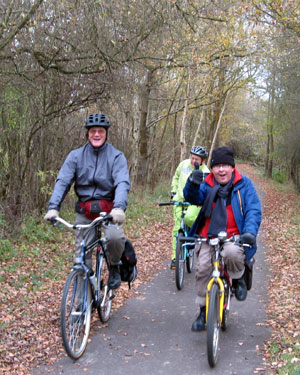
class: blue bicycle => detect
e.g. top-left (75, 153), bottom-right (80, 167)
top-left (159, 201), bottom-right (194, 289)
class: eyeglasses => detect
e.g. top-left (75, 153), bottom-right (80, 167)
top-left (89, 128), bottom-right (106, 135)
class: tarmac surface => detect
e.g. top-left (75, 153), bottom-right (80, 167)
top-left (33, 232), bottom-right (271, 375)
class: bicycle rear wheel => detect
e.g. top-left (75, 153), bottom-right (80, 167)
top-left (61, 268), bottom-right (92, 360)
top-left (186, 247), bottom-right (194, 273)
top-left (207, 282), bottom-right (221, 368)
top-left (175, 235), bottom-right (185, 290)
top-left (96, 253), bottom-right (113, 322)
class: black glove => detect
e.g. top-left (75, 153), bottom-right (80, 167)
top-left (170, 192), bottom-right (176, 200)
top-left (188, 162), bottom-right (204, 185)
top-left (239, 232), bottom-right (256, 246)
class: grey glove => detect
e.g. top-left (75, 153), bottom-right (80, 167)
top-left (188, 162), bottom-right (204, 185)
top-left (239, 232), bottom-right (256, 246)
top-left (44, 209), bottom-right (59, 222)
top-left (110, 207), bottom-right (125, 225)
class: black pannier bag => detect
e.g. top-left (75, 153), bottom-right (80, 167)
top-left (120, 239), bottom-right (137, 289)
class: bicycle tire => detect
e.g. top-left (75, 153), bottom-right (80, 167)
top-left (175, 235), bottom-right (185, 290)
top-left (96, 253), bottom-right (113, 322)
top-left (60, 268), bottom-right (92, 360)
top-left (186, 248), bottom-right (194, 273)
top-left (207, 282), bottom-right (221, 368)
top-left (221, 279), bottom-right (230, 331)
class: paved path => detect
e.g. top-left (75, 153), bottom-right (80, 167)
top-left (33, 234), bottom-right (270, 375)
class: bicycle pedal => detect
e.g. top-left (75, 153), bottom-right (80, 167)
top-left (109, 294), bottom-right (115, 300)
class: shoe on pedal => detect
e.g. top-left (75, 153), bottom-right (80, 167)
top-left (191, 306), bottom-right (206, 332)
top-left (170, 259), bottom-right (176, 270)
top-left (233, 277), bottom-right (247, 301)
top-left (108, 265), bottom-right (121, 290)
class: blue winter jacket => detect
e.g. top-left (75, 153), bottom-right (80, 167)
top-left (183, 169), bottom-right (262, 261)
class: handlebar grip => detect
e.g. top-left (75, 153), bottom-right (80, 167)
top-left (49, 216), bottom-right (58, 226)
top-left (179, 236), bottom-right (196, 243)
top-left (158, 202), bottom-right (173, 206)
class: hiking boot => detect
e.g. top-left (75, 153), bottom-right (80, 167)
top-left (191, 306), bottom-right (206, 332)
top-left (108, 265), bottom-right (121, 290)
top-left (233, 277), bottom-right (247, 301)
top-left (170, 259), bottom-right (176, 270)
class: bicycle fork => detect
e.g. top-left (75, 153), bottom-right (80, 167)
top-left (205, 262), bottom-right (225, 324)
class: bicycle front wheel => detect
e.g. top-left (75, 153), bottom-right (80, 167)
top-left (175, 235), bottom-right (185, 290)
top-left (206, 282), bottom-right (221, 368)
top-left (96, 253), bottom-right (113, 322)
top-left (186, 247), bottom-right (194, 273)
top-left (60, 268), bottom-right (92, 360)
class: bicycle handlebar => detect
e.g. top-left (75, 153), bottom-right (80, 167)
top-left (158, 201), bottom-right (191, 207)
top-left (50, 213), bottom-right (113, 230)
top-left (178, 234), bottom-right (252, 248)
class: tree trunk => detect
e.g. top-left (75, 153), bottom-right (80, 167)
top-left (180, 70), bottom-right (191, 161)
top-left (192, 110), bottom-right (204, 147)
top-left (136, 70), bottom-right (153, 186)
top-left (207, 93), bottom-right (228, 168)
top-left (130, 93), bottom-right (141, 186)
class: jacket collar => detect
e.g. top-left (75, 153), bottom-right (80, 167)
top-left (205, 168), bottom-right (243, 187)
top-left (87, 141), bottom-right (108, 153)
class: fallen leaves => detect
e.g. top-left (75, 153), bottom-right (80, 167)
top-left (1, 164), bottom-right (299, 374)
top-left (0, 216), bottom-right (172, 375)
top-left (238, 163), bottom-right (300, 374)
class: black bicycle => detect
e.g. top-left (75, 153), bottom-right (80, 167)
top-left (159, 201), bottom-right (194, 289)
top-left (51, 213), bottom-right (114, 359)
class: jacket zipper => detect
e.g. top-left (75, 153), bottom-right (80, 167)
top-left (91, 148), bottom-right (99, 199)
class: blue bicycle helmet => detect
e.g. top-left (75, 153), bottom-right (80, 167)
top-left (190, 146), bottom-right (208, 158)
top-left (85, 113), bottom-right (110, 129)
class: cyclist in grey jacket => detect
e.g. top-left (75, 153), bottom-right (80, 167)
top-left (44, 113), bottom-right (131, 289)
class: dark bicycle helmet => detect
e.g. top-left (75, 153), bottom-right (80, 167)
top-left (190, 145), bottom-right (208, 158)
top-left (85, 113), bottom-right (110, 129)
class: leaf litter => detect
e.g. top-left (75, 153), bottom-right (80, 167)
top-left (0, 218), bottom-right (172, 375)
top-left (1, 163), bottom-right (299, 375)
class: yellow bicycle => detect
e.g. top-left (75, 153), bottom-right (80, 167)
top-left (185, 231), bottom-right (251, 367)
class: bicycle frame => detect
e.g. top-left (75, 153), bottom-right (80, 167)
top-left (53, 213), bottom-right (112, 308)
top-left (159, 200), bottom-right (191, 261)
top-left (53, 213), bottom-right (113, 359)
top-left (205, 234), bottom-right (232, 324)
top-left (177, 205), bottom-right (191, 260)
top-left (205, 258), bottom-right (225, 325)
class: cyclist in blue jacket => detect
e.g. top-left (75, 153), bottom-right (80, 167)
top-left (44, 113), bottom-right (130, 290)
top-left (183, 146), bottom-right (261, 331)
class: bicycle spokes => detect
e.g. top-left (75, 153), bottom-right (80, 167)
top-left (61, 269), bottom-right (92, 360)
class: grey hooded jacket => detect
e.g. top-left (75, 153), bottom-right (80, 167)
top-left (48, 142), bottom-right (130, 211)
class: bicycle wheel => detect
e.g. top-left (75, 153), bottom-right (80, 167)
top-left (207, 282), bottom-right (221, 368)
top-left (221, 279), bottom-right (230, 331)
top-left (61, 268), bottom-right (92, 360)
top-left (186, 247), bottom-right (194, 273)
top-left (175, 235), bottom-right (185, 290)
top-left (96, 253), bottom-right (113, 322)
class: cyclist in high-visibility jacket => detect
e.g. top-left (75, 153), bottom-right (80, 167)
top-left (170, 146), bottom-right (210, 270)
